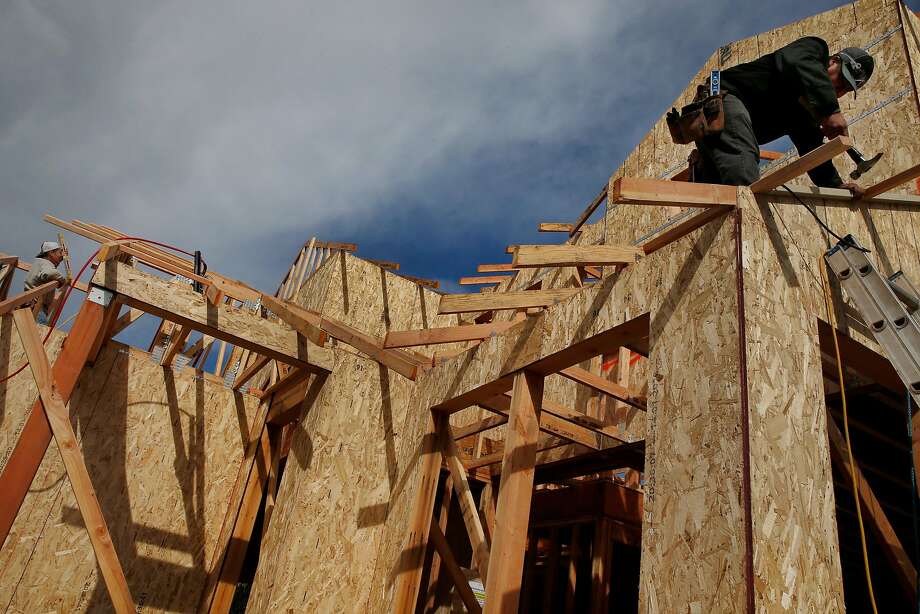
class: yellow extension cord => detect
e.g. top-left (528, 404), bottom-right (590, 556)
top-left (820, 258), bottom-right (878, 614)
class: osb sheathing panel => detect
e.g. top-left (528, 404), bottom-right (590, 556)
top-left (0, 333), bottom-right (261, 613)
top-left (738, 189), bottom-right (845, 612)
top-left (249, 254), bottom-right (479, 613)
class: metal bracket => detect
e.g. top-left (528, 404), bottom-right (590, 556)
top-left (87, 286), bottom-right (114, 307)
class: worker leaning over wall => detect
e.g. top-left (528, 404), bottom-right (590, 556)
top-left (24, 240), bottom-right (67, 324)
top-left (675, 37), bottom-right (874, 196)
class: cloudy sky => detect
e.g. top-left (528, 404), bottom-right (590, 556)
top-left (2, 0), bottom-right (896, 326)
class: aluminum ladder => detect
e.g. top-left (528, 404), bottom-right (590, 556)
top-left (825, 234), bottom-right (920, 405)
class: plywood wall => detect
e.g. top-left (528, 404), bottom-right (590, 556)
top-left (0, 317), bottom-right (262, 612)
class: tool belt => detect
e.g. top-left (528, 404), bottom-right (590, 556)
top-left (667, 83), bottom-right (726, 144)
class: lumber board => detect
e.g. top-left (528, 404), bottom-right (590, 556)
top-left (260, 293), bottom-right (328, 347)
top-left (0, 299), bottom-right (107, 546)
top-left (383, 321), bottom-right (517, 348)
top-left (558, 366), bottom-right (646, 410)
top-left (767, 184), bottom-right (920, 206)
top-left (749, 136), bottom-right (851, 193)
top-left (92, 260), bottom-right (332, 371)
top-left (441, 425), bottom-right (491, 583)
top-left (512, 244), bottom-right (643, 268)
top-left (640, 205), bottom-right (734, 255)
top-left (459, 275), bottom-right (511, 285)
top-left (483, 371), bottom-right (543, 614)
top-left (13, 310), bottom-right (135, 613)
top-left (478, 395), bottom-right (600, 450)
top-left (477, 263), bottom-right (519, 273)
top-left (0, 281), bottom-right (58, 315)
top-left (538, 223), bottom-right (574, 233)
top-left (569, 184), bottom-right (608, 237)
top-left (428, 519), bottom-right (483, 614)
top-left (234, 354), bottom-right (271, 390)
top-left (453, 414), bottom-right (508, 439)
top-left (863, 162), bottom-right (920, 199)
top-left (438, 288), bottom-right (581, 314)
top-left (610, 177), bottom-right (737, 207)
top-left (366, 258), bottom-right (400, 270)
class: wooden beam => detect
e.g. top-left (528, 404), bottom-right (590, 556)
top-left (863, 162), bottom-right (920, 200)
top-left (454, 415), bottom-right (508, 440)
top-left (827, 417), bottom-right (917, 603)
top-left (479, 395), bottom-right (600, 450)
top-left (559, 366), bottom-right (646, 411)
top-left (512, 245), bottom-right (643, 268)
top-left (750, 135), bottom-right (851, 193)
top-left (206, 428), bottom-right (273, 613)
top-left (428, 518), bottom-right (483, 614)
top-left (483, 370), bottom-right (544, 614)
top-left (759, 149), bottom-right (784, 161)
top-left (467, 436), bottom-right (568, 470)
top-left (0, 298), bottom-right (108, 545)
top-left (259, 294), bottom-right (328, 347)
top-left (13, 309), bottom-right (134, 612)
top-left (0, 281), bottom-right (58, 316)
top-left (160, 324), bottom-right (192, 366)
top-left (569, 185), bottom-right (608, 237)
top-left (438, 288), bottom-right (580, 314)
top-left (441, 425), bottom-right (491, 583)
top-left (640, 206), bottom-right (733, 255)
top-left (398, 273), bottom-right (440, 289)
top-left (539, 223), bottom-right (574, 233)
top-left (459, 275), bottom-right (511, 285)
top-left (109, 306), bottom-right (145, 337)
top-left (424, 476), bottom-right (453, 612)
top-left (93, 261), bottom-right (333, 371)
top-left (590, 519), bottom-right (613, 614)
top-left (384, 321), bottom-right (517, 348)
top-left (768, 184), bottom-right (920, 207)
top-left (527, 313), bottom-right (649, 376)
top-left (610, 176), bottom-right (738, 208)
top-left (0, 255), bottom-right (19, 301)
top-left (477, 264), bottom-right (519, 273)
top-left (233, 354), bottom-right (271, 390)
top-left (392, 412), bottom-right (446, 612)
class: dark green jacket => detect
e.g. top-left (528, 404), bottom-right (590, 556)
top-left (721, 36), bottom-right (843, 187)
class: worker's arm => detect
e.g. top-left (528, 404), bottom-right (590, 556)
top-left (788, 121), bottom-right (845, 189)
top-left (775, 37), bottom-right (840, 120)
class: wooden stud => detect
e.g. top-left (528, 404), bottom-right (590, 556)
top-left (558, 366), bottom-right (646, 410)
top-left (384, 321), bottom-right (517, 348)
top-left (259, 293), bottom-right (328, 347)
top-left (589, 519), bottom-right (613, 614)
top-left (0, 298), bottom-right (107, 546)
top-left (425, 475), bottom-right (454, 612)
top-left (160, 324), bottom-right (192, 366)
top-left (206, 428), bottom-right (274, 613)
top-left (564, 524), bottom-right (580, 614)
top-left (542, 528), bottom-right (560, 614)
top-left (441, 424), bottom-right (491, 583)
top-left (483, 370), bottom-right (544, 614)
top-left (513, 245), bottom-right (643, 269)
top-left (750, 135), bottom-right (851, 193)
top-left (234, 354), bottom-right (271, 390)
top-left (438, 289), bottom-right (580, 314)
top-left (0, 254), bottom-right (19, 300)
top-left (428, 518), bottom-right (483, 614)
top-left (392, 412), bottom-right (446, 612)
top-left (13, 309), bottom-right (135, 613)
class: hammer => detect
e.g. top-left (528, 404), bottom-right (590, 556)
top-left (846, 145), bottom-right (883, 180)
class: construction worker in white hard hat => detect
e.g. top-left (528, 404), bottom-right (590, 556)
top-left (24, 241), bottom-right (67, 324)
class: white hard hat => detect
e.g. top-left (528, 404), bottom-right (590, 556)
top-left (37, 241), bottom-right (61, 257)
